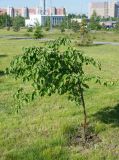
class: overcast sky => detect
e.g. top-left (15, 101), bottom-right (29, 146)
top-left (0, 0), bottom-right (95, 14)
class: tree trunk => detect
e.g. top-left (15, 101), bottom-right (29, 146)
top-left (79, 84), bottom-right (87, 143)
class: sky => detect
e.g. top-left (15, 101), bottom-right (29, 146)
top-left (0, 0), bottom-right (95, 14)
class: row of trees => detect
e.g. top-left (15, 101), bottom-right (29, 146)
top-left (60, 12), bottom-right (119, 32)
top-left (0, 13), bottom-right (25, 31)
top-left (0, 12), bottom-right (119, 33)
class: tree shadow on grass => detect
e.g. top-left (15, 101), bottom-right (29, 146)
top-left (92, 44), bottom-right (104, 47)
top-left (93, 103), bottom-right (119, 127)
top-left (0, 70), bottom-right (5, 77)
top-left (77, 44), bottom-right (104, 48)
top-left (0, 54), bottom-right (7, 58)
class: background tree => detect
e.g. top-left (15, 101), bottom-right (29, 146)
top-left (27, 27), bottom-right (33, 32)
top-left (7, 37), bottom-right (101, 142)
top-left (89, 11), bottom-right (102, 30)
top-left (71, 20), bottom-right (80, 32)
top-left (0, 13), bottom-right (12, 28)
top-left (68, 13), bottom-right (77, 19)
top-left (60, 23), bottom-right (65, 32)
top-left (12, 15), bottom-right (25, 31)
top-left (68, 14), bottom-right (80, 30)
top-left (44, 17), bottom-right (50, 31)
top-left (81, 14), bottom-right (88, 19)
top-left (77, 18), bottom-right (93, 46)
top-left (33, 22), bottom-right (43, 39)
top-left (115, 20), bottom-right (119, 32)
top-left (60, 18), bottom-right (66, 32)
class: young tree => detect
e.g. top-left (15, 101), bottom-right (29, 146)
top-left (60, 21), bottom-right (66, 32)
top-left (33, 23), bottom-right (43, 39)
top-left (71, 20), bottom-right (80, 32)
top-left (60, 15), bottom-right (68, 32)
top-left (27, 27), bottom-right (33, 32)
top-left (7, 37), bottom-right (101, 142)
top-left (12, 16), bottom-right (25, 31)
top-left (77, 18), bottom-right (93, 46)
top-left (44, 17), bottom-right (50, 31)
top-left (115, 20), bottom-right (119, 32)
top-left (89, 11), bottom-right (102, 30)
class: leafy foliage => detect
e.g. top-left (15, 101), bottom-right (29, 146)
top-left (77, 18), bottom-right (93, 46)
top-left (89, 11), bottom-right (102, 30)
top-left (71, 20), bottom-right (80, 32)
top-left (8, 37), bottom-right (100, 99)
top-left (0, 13), bottom-right (12, 28)
top-left (33, 23), bottom-right (43, 39)
top-left (7, 37), bottom-right (101, 141)
top-left (60, 16), bottom-right (68, 32)
top-left (12, 15), bottom-right (25, 31)
top-left (27, 27), bottom-right (33, 32)
top-left (115, 21), bottom-right (119, 32)
top-left (44, 17), bottom-right (50, 31)
top-left (12, 25), bottom-right (20, 32)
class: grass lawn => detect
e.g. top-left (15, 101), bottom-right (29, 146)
top-left (0, 28), bottom-right (119, 42)
top-left (0, 28), bottom-right (29, 37)
top-left (0, 31), bottom-right (119, 160)
top-left (92, 31), bottom-right (119, 42)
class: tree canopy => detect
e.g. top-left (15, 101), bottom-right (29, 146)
top-left (0, 13), bottom-right (12, 28)
top-left (7, 37), bottom-right (102, 141)
top-left (89, 11), bottom-right (102, 30)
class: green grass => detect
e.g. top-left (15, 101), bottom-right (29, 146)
top-left (0, 31), bottom-right (119, 160)
top-left (91, 30), bottom-right (119, 42)
top-left (0, 28), bottom-right (119, 42)
top-left (0, 28), bottom-right (30, 37)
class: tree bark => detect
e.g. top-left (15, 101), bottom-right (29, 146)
top-left (79, 84), bottom-right (87, 143)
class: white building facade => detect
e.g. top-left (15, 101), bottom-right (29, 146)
top-left (25, 14), bottom-right (65, 27)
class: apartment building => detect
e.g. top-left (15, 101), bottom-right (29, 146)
top-left (89, 0), bottom-right (119, 18)
top-left (0, 6), bottom-right (66, 18)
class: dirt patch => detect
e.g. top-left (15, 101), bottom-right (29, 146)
top-left (67, 125), bottom-right (101, 148)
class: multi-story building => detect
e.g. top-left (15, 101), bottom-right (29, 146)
top-left (21, 7), bottom-right (29, 18)
top-left (108, 0), bottom-right (116, 17)
top-left (89, 0), bottom-right (119, 18)
top-left (56, 8), bottom-right (66, 15)
top-left (115, 1), bottom-right (119, 17)
top-left (0, 7), bottom-right (66, 18)
top-left (47, 7), bottom-right (57, 15)
top-left (4, 6), bottom-right (29, 18)
top-left (0, 0), bottom-right (66, 27)
top-left (7, 7), bottom-right (15, 17)
top-left (25, 6), bottom-right (66, 27)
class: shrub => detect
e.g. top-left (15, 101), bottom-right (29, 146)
top-left (27, 27), bottom-right (33, 32)
top-left (33, 25), bottom-right (43, 39)
top-left (77, 19), bottom-right (93, 46)
top-left (13, 25), bottom-right (20, 32)
top-left (45, 27), bottom-right (50, 31)
top-left (61, 28), bottom-right (65, 33)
